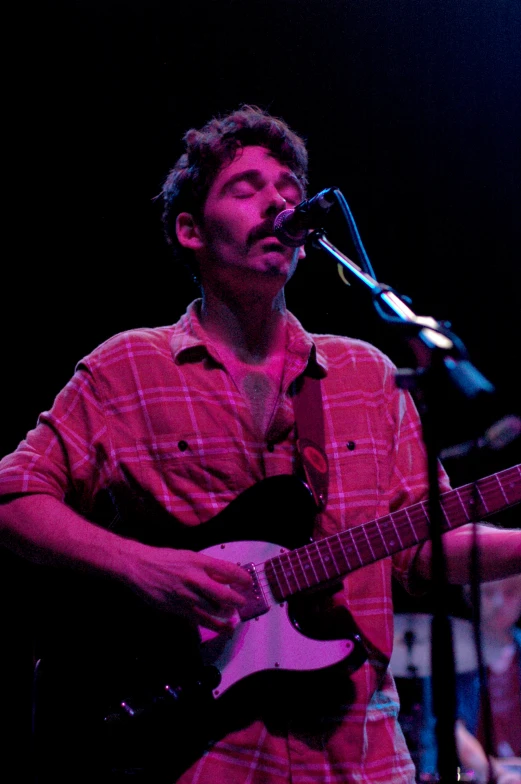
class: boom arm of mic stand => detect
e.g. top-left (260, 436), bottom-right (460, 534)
top-left (310, 229), bottom-right (497, 783)
top-left (310, 229), bottom-right (495, 399)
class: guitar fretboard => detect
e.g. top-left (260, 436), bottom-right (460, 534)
top-left (265, 464), bottom-right (521, 602)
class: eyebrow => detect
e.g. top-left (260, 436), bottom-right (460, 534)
top-left (220, 169), bottom-right (304, 197)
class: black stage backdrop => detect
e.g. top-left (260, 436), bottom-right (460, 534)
top-left (3, 1), bottom-right (521, 778)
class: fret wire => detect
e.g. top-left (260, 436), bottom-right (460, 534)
top-left (393, 509), bottom-right (424, 546)
top-left (380, 519), bottom-right (398, 551)
top-left (480, 481), bottom-right (493, 512)
top-left (300, 541), bottom-right (322, 583)
top-left (495, 474), bottom-right (510, 506)
top-left (263, 562), bottom-right (283, 600)
top-left (374, 520), bottom-right (390, 547)
top-left (330, 529), bottom-right (352, 574)
top-left (294, 548), bottom-right (313, 588)
top-left (276, 552), bottom-right (295, 594)
top-left (327, 530), bottom-right (355, 569)
top-left (325, 536), bottom-right (343, 577)
top-left (449, 489), bottom-right (477, 517)
top-left (361, 521), bottom-right (378, 560)
top-left (470, 481), bottom-right (486, 511)
top-left (506, 469), bottom-right (520, 500)
top-left (403, 505), bottom-right (421, 544)
top-left (346, 529), bottom-right (364, 567)
top-left (270, 557), bottom-right (289, 597)
top-left (265, 553), bottom-right (297, 600)
top-left (313, 540), bottom-right (330, 581)
top-left (448, 488), bottom-right (471, 526)
top-left (284, 550), bottom-right (300, 593)
top-left (373, 518), bottom-right (392, 556)
top-left (285, 551), bottom-right (301, 591)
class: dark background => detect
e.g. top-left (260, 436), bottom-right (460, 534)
top-left (3, 0), bottom-right (521, 778)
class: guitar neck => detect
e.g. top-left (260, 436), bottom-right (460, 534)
top-left (265, 464), bottom-right (521, 602)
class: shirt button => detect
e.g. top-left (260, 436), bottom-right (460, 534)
top-left (266, 442), bottom-right (275, 452)
top-left (178, 440), bottom-right (189, 451)
top-left (346, 441), bottom-right (356, 451)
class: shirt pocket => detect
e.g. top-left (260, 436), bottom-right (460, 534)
top-left (134, 432), bottom-right (256, 524)
top-left (324, 429), bottom-right (388, 534)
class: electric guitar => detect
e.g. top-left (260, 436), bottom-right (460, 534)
top-left (100, 462), bottom-right (521, 727)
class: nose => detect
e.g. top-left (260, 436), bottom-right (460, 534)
top-left (264, 186), bottom-right (287, 216)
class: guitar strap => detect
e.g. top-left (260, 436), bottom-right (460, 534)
top-left (291, 374), bottom-right (329, 513)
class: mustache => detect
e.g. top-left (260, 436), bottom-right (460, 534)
top-left (247, 220), bottom-right (281, 247)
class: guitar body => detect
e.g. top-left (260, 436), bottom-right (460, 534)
top-left (34, 476), bottom-right (364, 730)
top-left (103, 474), bottom-right (364, 712)
top-left (200, 538), bottom-right (358, 698)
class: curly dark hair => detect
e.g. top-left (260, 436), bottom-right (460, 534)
top-left (159, 105), bottom-right (309, 282)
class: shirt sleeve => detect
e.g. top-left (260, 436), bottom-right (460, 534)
top-left (0, 357), bottom-right (109, 515)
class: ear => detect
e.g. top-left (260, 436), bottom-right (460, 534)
top-left (298, 244), bottom-right (306, 261)
top-left (176, 212), bottom-right (204, 251)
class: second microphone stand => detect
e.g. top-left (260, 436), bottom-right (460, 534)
top-left (309, 227), bottom-right (496, 784)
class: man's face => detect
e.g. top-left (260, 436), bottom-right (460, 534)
top-left (184, 145), bottom-right (306, 289)
top-left (480, 575), bottom-right (521, 636)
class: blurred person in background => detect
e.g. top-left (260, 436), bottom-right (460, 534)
top-left (420, 574), bottom-right (521, 783)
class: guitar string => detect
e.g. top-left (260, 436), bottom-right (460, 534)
top-left (245, 468), bottom-right (521, 599)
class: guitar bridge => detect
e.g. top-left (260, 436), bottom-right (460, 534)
top-left (238, 562), bottom-right (269, 621)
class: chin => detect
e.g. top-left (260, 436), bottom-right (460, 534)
top-left (264, 251), bottom-right (295, 272)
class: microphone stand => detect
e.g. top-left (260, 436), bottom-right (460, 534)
top-left (309, 228), bottom-right (496, 784)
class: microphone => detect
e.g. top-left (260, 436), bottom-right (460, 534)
top-left (273, 187), bottom-right (337, 247)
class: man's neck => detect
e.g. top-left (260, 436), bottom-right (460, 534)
top-left (199, 287), bottom-right (288, 364)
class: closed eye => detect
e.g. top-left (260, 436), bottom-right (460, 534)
top-left (230, 181), bottom-right (257, 198)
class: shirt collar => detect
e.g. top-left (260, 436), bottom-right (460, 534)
top-left (170, 298), bottom-right (328, 377)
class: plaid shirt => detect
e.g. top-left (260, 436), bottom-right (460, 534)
top-left (0, 300), bottom-right (450, 783)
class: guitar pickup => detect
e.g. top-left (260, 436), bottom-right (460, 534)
top-left (238, 562), bottom-right (269, 621)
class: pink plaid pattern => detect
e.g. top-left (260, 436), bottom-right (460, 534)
top-left (0, 300), bottom-right (450, 782)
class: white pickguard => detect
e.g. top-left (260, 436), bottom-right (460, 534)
top-left (199, 539), bottom-right (355, 698)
